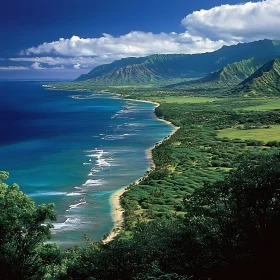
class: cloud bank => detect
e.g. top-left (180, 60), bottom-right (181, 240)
top-left (0, 66), bottom-right (29, 70)
top-left (11, 32), bottom-right (227, 69)
top-left (31, 62), bottom-right (46, 69)
top-left (22, 32), bottom-right (226, 58)
top-left (182, 0), bottom-right (280, 41)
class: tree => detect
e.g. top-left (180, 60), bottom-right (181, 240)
top-left (184, 152), bottom-right (280, 279)
top-left (0, 171), bottom-right (56, 279)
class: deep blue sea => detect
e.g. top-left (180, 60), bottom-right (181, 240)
top-left (0, 81), bottom-right (173, 248)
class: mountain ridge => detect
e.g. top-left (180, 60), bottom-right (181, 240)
top-left (237, 58), bottom-right (280, 96)
top-left (76, 39), bottom-right (280, 85)
top-left (166, 57), bottom-right (274, 89)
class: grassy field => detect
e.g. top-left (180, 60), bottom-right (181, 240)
top-left (109, 84), bottom-right (157, 89)
top-left (241, 99), bottom-right (280, 111)
top-left (218, 124), bottom-right (280, 142)
top-left (149, 96), bottom-right (217, 104)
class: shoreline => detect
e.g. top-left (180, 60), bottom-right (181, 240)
top-left (45, 84), bottom-right (179, 243)
top-left (103, 100), bottom-right (179, 243)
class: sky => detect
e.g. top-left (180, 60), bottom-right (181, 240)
top-left (1, 0), bottom-right (279, 80)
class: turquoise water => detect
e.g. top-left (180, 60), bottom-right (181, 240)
top-left (0, 81), bottom-right (173, 248)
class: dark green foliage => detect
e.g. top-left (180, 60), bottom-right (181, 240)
top-left (245, 139), bottom-right (264, 146)
top-left (57, 152), bottom-right (280, 280)
top-left (122, 97), bottom-right (280, 224)
top-left (4, 48), bottom-right (280, 279)
top-left (184, 152), bottom-right (280, 279)
top-left (266, 140), bottom-right (280, 147)
top-left (0, 172), bottom-right (56, 280)
top-left (1, 90), bottom-right (280, 279)
top-left (58, 221), bottom-right (206, 280)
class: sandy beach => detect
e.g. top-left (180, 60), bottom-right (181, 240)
top-left (103, 100), bottom-right (179, 243)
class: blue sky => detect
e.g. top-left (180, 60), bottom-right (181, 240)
top-left (1, 0), bottom-right (279, 79)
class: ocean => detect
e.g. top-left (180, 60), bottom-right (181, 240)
top-left (0, 81), bottom-right (173, 248)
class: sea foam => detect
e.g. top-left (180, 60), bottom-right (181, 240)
top-left (66, 192), bottom-right (83, 196)
top-left (29, 191), bottom-right (67, 197)
top-left (82, 179), bottom-right (103, 187)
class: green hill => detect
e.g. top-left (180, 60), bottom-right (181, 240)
top-left (166, 57), bottom-right (271, 89)
top-left (75, 39), bottom-right (280, 85)
top-left (237, 58), bottom-right (280, 96)
top-left (76, 57), bottom-right (147, 82)
top-left (192, 57), bottom-right (270, 85)
top-left (78, 63), bottom-right (171, 85)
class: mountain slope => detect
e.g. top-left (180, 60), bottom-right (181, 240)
top-left (76, 57), bottom-right (147, 81)
top-left (236, 58), bottom-right (280, 96)
top-left (166, 57), bottom-right (272, 89)
top-left (195, 57), bottom-right (270, 85)
top-left (75, 39), bottom-right (280, 85)
top-left (85, 64), bottom-right (170, 85)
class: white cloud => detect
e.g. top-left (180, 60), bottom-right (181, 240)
top-left (74, 63), bottom-right (81, 69)
top-left (0, 66), bottom-right (29, 70)
top-left (31, 62), bottom-right (46, 69)
top-left (22, 32), bottom-right (227, 59)
top-left (52, 65), bottom-right (65, 69)
top-left (12, 32), bottom-right (228, 68)
top-left (182, 0), bottom-right (280, 41)
top-left (9, 56), bottom-right (106, 67)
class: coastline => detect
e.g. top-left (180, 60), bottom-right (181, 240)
top-left (45, 84), bottom-right (179, 243)
top-left (103, 100), bottom-right (179, 243)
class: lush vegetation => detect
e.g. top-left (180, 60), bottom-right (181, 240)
top-left (236, 58), bottom-right (280, 96)
top-left (2, 39), bottom-right (280, 279)
top-left (1, 92), bottom-right (280, 279)
top-left (2, 151), bottom-right (279, 279)
top-left (167, 57), bottom-right (270, 89)
top-left (120, 97), bottom-right (280, 226)
top-left (0, 171), bottom-right (57, 280)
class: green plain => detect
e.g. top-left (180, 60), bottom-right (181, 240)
top-left (241, 99), bottom-right (280, 111)
top-left (149, 96), bottom-right (217, 104)
top-left (218, 124), bottom-right (280, 142)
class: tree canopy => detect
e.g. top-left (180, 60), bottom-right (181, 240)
top-left (184, 152), bottom-right (280, 279)
top-left (0, 171), bottom-right (56, 280)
